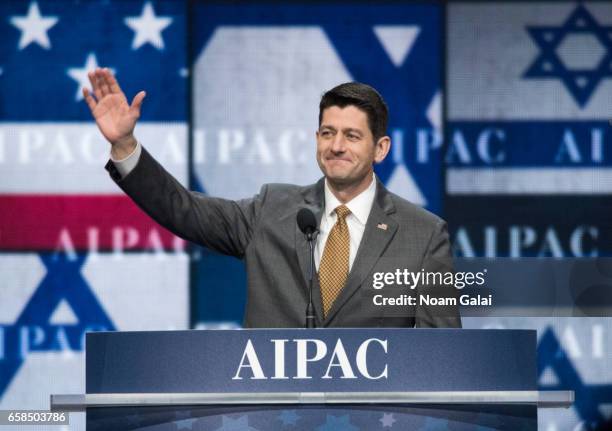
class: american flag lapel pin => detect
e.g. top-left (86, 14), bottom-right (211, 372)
top-left (377, 223), bottom-right (388, 231)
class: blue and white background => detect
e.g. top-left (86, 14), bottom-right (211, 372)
top-left (448, 2), bottom-right (612, 430)
top-left (0, 0), bottom-right (611, 430)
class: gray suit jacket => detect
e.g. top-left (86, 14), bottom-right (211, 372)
top-left (106, 146), bottom-right (461, 328)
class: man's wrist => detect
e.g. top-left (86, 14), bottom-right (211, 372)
top-left (110, 140), bottom-right (141, 178)
top-left (110, 135), bottom-right (137, 160)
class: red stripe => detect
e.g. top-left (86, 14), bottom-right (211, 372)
top-left (0, 195), bottom-right (185, 251)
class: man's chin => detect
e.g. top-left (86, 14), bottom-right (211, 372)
top-left (323, 169), bottom-right (373, 190)
top-left (325, 174), bottom-right (355, 187)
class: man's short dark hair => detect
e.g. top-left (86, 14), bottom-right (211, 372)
top-left (319, 82), bottom-right (389, 142)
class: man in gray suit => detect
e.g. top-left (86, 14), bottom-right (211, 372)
top-left (84, 68), bottom-right (461, 328)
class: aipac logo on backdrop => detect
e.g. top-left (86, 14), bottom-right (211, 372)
top-left (524, 4), bottom-right (612, 107)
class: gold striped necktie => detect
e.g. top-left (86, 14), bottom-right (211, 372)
top-left (319, 205), bottom-right (351, 317)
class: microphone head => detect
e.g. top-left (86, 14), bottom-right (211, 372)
top-left (297, 208), bottom-right (317, 235)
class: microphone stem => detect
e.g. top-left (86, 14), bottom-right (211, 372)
top-left (305, 231), bottom-right (317, 329)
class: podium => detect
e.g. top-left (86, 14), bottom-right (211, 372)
top-left (51, 329), bottom-right (573, 430)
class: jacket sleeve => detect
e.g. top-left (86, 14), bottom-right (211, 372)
top-left (415, 221), bottom-right (462, 328)
top-left (106, 145), bottom-right (265, 258)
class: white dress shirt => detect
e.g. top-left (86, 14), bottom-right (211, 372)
top-left (314, 174), bottom-right (376, 271)
top-left (112, 144), bottom-right (377, 271)
top-left (110, 141), bottom-right (142, 177)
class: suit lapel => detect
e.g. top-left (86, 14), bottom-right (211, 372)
top-left (294, 179), bottom-right (325, 324)
top-left (323, 179), bottom-right (398, 326)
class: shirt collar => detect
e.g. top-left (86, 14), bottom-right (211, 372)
top-left (324, 173), bottom-right (377, 225)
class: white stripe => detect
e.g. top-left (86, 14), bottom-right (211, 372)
top-left (447, 168), bottom-right (612, 194)
top-left (0, 123), bottom-right (187, 194)
top-left (84, 253), bottom-right (189, 330)
top-left (0, 253), bottom-right (46, 322)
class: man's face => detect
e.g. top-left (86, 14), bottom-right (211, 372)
top-left (316, 105), bottom-right (388, 187)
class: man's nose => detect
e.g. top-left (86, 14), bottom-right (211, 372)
top-left (330, 135), bottom-right (346, 152)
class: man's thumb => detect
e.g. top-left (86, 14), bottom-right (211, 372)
top-left (130, 91), bottom-right (146, 115)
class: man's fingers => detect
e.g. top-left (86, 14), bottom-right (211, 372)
top-left (92, 69), bottom-right (104, 101)
top-left (104, 68), bottom-right (122, 94)
top-left (83, 88), bottom-right (97, 112)
top-left (87, 71), bottom-right (99, 99)
top-left (99, 68), bottom-right (112, 97)
top-left (129, 91), bottom-right (146, 116)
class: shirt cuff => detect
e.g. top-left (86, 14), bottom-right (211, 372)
top-left (110, 141), bottom-right (142, 178)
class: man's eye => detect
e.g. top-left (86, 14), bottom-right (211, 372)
top-left (321, 130), bottom-right (332, 137)
top-left (347, 134), bottom-right (359, 141)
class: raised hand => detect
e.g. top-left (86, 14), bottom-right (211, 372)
top-left (83, 68), bottom-right (146, 159)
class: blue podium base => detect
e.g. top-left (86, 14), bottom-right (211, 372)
top-left (86, 404), bottom-right (537, 430)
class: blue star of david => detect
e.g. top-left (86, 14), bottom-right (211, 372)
top-left (523, 5), bottom-right (612, 107)
top-left (538, 327), bottom-right (612, 426)
top-left (0, 253), bottom-right (115, 398)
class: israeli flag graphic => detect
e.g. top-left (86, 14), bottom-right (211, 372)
top-left (447, 2), bottom-right (612, 195)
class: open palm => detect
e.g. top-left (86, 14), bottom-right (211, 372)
top-left (83, 68), bottom-right (146, 148)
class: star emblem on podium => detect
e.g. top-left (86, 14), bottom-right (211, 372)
top-left (379, 412), bottom-right (396, 427)
top-left (523, 5), bottom-right (612, 107)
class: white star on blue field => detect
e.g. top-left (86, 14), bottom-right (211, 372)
top-left (523, 5), bottom-right (612, 107)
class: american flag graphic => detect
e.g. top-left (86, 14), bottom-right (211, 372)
top-left (1, 2), bottom-right (188, 429)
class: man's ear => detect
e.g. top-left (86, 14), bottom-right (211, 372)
top-left (374, 136), bottom-right (391, 163)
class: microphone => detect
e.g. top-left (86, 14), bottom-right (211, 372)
top-left (297, 208), bottom-right (318, 328)
top-left (297, 208), bottom-right (317, 238)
